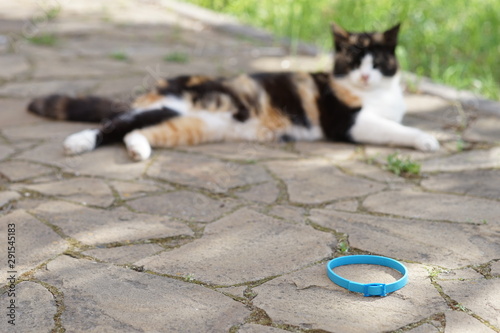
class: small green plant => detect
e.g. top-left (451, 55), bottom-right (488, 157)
top-left (338, 240), bottom-right (349, 254)
top-left (164, 52), bottom-right (189, 63)
top-left (45, 7), bottom-right (61, 21)
top-left (456, 138), bottom-right (465, 152)
top-left (110, 51), bottom-right (129, 61)
top-left (183, 273), bottom-right (195, 282)
top-left (385, 152), bottom-right (421, 177)
top-left (26, 34), bottom-right (58, 46)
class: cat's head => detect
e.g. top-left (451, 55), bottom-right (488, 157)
top-left (332, 23), bottom-right (401, 89)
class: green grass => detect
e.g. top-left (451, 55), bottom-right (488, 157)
top-left (109, 51), bottom-right (129, 61)
top-left (164, 52), bottom-right (190, 63)
top-left (26, 34), bottom-right (58, 46)
top-left (385, 153), bottom-right (421, 177)
top-left (184, 0), bottom-right (500, 100)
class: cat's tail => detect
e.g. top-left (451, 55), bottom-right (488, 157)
top-left (27, 94), bottom-right (129, 123)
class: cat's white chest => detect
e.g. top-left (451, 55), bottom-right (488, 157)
top-left (337, 74), bottom-right (406, 123)
top-left (360, 83), bottom-right (406, 123)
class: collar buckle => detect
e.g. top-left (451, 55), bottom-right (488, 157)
top-left (363, 283), bottom-right (387, 297)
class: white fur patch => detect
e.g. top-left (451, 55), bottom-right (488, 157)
top-left (63, 129), bottom-right (99, 155)
top-left (414, 132), bottom-right (440, 151)
top-left (134, 95), bottom-right (189, 115)
top-left (337, 72), bottom-right (406, 123)
top-left (286, 125), bottom-right (323, 141)
top-left (348, 54), bottom-right (383, 89)
top-left (350, 112), bottom-right (440, 151)
top-left (124, 131), bottom-right (152, 161)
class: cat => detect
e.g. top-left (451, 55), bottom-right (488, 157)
top-left (27, 23), bottom-right (439, 161)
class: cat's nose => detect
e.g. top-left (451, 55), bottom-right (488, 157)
top-left (361, 74), bottom-right (370, 83)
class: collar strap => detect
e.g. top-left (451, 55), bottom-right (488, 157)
top-left (326, 255), bottom-right (408, 297)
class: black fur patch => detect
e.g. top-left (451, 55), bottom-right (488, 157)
top-left (97, 107), bottom-right (180, 146)
top-left (311, 73), bottom-right (361, 142)
top-left (157, 75), bottom-right (252, 122)
top-left (252, 72), bottom-right (311, 128)
top-left (28, 95), bottom-right (129, 122)
top-left (332, 24), bottom-right (400, 78)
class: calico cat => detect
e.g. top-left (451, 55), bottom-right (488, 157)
top-left (27, 23), bottom-right (439, 161)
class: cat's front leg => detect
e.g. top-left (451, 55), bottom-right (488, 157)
top-left (349, 112), bottom-right (440, 151)
top-left (124, 131), bottom-right (152, 161)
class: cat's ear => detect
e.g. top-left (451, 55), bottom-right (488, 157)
top-left (383, 23), bottom-right (401, 46)
top-left (331, 23), bottom-right (350, 51)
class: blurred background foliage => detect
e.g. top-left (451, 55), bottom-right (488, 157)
top-left (184, 0), bottom-right (499, 100)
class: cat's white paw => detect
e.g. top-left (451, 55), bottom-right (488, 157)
top-left (414, 132), bottom-right (440, 151)
top-left (63, 129), bottom-right (99, 155)
top-left (124, 132), bottom-right (151, 161)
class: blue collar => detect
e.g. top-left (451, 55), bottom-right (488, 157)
top-left (326, 255), bottom-right (408, 297)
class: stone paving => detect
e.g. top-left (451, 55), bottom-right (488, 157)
top-left (0, 1), bottom-right (499, 332)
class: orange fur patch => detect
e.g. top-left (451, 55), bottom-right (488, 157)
top-left (138, 116), bottom-right (206, 147)
top-left (156, 79), bottom-right (169, 88)
top-left (187, 75), bottom-right (211, 87)
top-left (331, 80), bottom-right (362, 108)
top-left (224, 74), bottom-right (262, 116)
top-left (133, 92), bottom-right (164, 108)
top-left (293, 72), bottom-right (320, 126)
top-left (258, 96), bottom-right (290, 141)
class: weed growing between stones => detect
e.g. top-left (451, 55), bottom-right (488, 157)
top-left (26, 34), bottom-right (58, 46)
top-left (385, 152), bottom-right (421, 177)
top-left (109, 51), bottom-right (129, 61)
top-left (163, 52), bottom-right (190, 63)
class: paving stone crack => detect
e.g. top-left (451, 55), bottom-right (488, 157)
top-left (429, 271), bottom-right (500, 332)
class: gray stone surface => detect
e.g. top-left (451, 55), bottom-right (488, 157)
top-left (436, 268), bottom-right (483, 281)
top-left (338, 160), bottom-right (405, 183)
top-left (0, 191), bottom-right (21, 208)
top-left (17, 144), bottom-right (149, 180)
top-left (0, 79), bottom-right (98, 98)
top-left (0, 160), bottom-right (55, 181)
top-left (422, 147), bottom-right (500, 172)
top-left (33, 58), bottom-right (132, 80)
top-left (421, 169), bottom-right (500, 200)
top-left (0, 1), bottom-right (499, 331)
top-left (491, 260), bottom-right (500, 276)
top-left (83, 243), bottom-right (164, 265)
top-left (363, 190), bottom-right (500, 224)
top-left (267, 205), bottom-right (308, 224)
top-left (464, 117), bottom-right (500, 143)
top-left (137, 208), bottom-right (335, 285)
top-left (253, 263), bottom-right (446, 333)
top-left (309, 209), bottom-right (500, 268)
top-left (35, 255), bottom-right (250, 332)
top-left (128, 190), bottom-right (238, 222)
top-left (266, 159), bottom-right (385, 204)
top-left (293, 142), bottom-right (358, 161)
top-left (235, 181), bottom-right (280, 204)
top-left (407, 323), bottom-right (440, 333)
top-left (325, 199), bottom-right (359, 212)
top-left (440, 278), bottom-right (500, 329)
top-left (0, 210), bottom-right (67, 282)
top-left (31, 201), bottom-right (193, 245)
top-left (0, 281), bottom-right (57, 333)
top-left (444, 311), bottom-right (496, 333)
top-left (0, 144), bottom-right (15, 160)
top-left (148, 151), bottom-right (272, 193)
top-left (0, 54), bottom-right (30, 80)
top-left (20, 177), bottom-right (115, 207)
top-left (239, 324), bottom-right (289, 333)
top-left (3, 121), bottom-right (90, 141)
top-left (110, 180), bottom-right (169, 199)
top-left (181, 142), bottom-right (298, 161)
